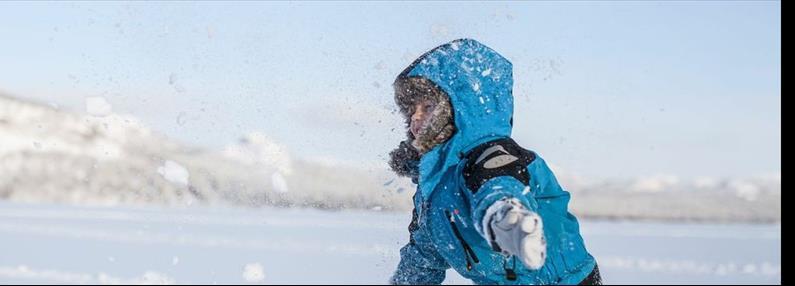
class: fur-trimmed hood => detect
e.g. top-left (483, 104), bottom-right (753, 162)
top-left (388, 76), bottom-right (456, 179)
top-left (390, 38), bottom-right (515, 195)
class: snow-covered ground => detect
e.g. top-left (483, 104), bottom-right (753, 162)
top-left (0, 201), bottom-right (780, 285)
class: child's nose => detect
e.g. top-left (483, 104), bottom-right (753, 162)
top-left (411, 110), bottom-right (424, 122)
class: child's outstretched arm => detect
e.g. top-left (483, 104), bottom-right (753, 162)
top-left (463, 141), bottom-right (549, 270)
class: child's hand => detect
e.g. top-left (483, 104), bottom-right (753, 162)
top-left (485, 198), bottom-right (547, 270)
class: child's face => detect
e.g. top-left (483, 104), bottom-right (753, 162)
top-left (410, 99), bottom-right (437, 138)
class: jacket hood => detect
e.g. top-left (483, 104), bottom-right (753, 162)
top-left (395, 38), bottom-right (514, 197)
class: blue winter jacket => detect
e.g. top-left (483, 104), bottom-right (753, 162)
top-left (390, 39), bottom-right (596, 285)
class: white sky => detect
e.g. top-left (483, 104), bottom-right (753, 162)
top-left (0, 1), bottom-right (781, 179)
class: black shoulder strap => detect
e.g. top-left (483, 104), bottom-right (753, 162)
top-left (462, 138), bottom-right (536, 193)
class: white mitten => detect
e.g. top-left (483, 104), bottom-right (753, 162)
top-left (483, 198), bottom-right (547, 270)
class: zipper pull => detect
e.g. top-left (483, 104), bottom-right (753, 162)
top-left (504, 256), bottom-right (518, 281)
top-left (505, 268), bottom-right (517, 281)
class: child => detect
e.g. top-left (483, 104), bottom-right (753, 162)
top-left (388, 39), bottom-right (601, 285)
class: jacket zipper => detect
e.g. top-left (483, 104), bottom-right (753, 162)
top-left (445, 210), bottom-right (479, 271)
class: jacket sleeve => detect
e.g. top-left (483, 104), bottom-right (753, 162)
top-left (390, 207), bottom-right (450, 285)
top-left (462, 143), bottom-right (551, 239)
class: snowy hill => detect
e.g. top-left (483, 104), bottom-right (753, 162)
top-left (0, 95), bottom-right (780, 222)
top-left (0, 94), bottom-right (414, 211)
